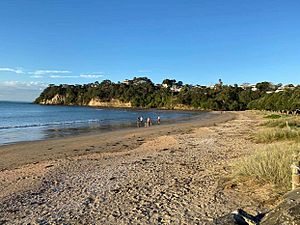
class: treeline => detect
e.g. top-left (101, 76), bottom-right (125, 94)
top-left (35, 77), bottom-right (300, 111)
top-left (248, 88), bottom-right (300, 112)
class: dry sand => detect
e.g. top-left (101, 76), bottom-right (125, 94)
top-left (0, 111), bottom-right (273, 224)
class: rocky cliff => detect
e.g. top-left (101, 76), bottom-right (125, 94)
top-left (39, 94), bottom-right (67, 105)
top-left (87, 98), bottom-right (132, 108)
top-left (38, 95), bottom-right (132, 108)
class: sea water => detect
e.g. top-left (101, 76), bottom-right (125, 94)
top-left (0, 101), bottom-right (207, 145)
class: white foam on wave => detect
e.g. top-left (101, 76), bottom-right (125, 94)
top-left (0, 119), bottom-right (101, 130)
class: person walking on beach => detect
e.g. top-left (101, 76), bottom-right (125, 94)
top-left (137, 117), bottom-right (141, 128)
top-left (146, 117), bottom-right (152, 127)
top-left (140, 116), bottom-right (143, 127)
top-left (157, 115), bottom-right (161, 125)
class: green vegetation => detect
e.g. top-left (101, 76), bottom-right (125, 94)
top-left (248, 88), bottom-right (300, 112)
top-left (35, 77), bottom-right (300, 111)
top-left (263, 116), bottom-right (300, 128)
top-left (235, 115), bottom-right (300, 192)
top-left (255, 116), bottom-right (300, 143)
top-left (235, 143), bottom-right (300, 192)
top-left (264, 114), bottom-right (282, 119)
top-left (255, 128), bottom-right (300, 143)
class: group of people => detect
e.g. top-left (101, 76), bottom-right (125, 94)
top-left (137, 115), bottom-right (160, 128)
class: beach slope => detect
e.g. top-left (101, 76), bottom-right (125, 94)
top-left (0, 112), bottom-right (268, 224)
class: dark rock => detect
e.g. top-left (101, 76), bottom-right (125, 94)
top-left (112, 188), bottom-right (120, 194)
top-left (215, 189), bottom-right (300, 225)
top-left (45, 164), bottom-right (54, 168)
top-left (213, 209), bottom-right (264, 225)
top-left (261, 188), bottom-right (300, 225)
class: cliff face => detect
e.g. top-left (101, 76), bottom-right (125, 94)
top-left (39, 94), bottom-right (67, 105)
top-left (88, 98), bottom-right (132, 108)
top-left (38, 95), bottom-right (132, 108)
top-left (173, 104), bottom-right (199, 110)
top-left (37, 96), bottom-right (198, 110)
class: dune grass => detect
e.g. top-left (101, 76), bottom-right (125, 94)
top-left (234, 143), bottom-right (300, 192)
top-left (254, 116), bottom-right (300, 143)
top-left (263, 117), bottom-right (300, 128)
top-left (255, 127), bottom-right (300, 143)
top-left (234, 114), bottom-right (300, 193)
top-left (264, 114), bottom-right (283, 119)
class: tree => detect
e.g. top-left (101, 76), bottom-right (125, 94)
top-left (34, 77), bottom-right (299, 112)
top-left (256, 82), bottom-right (274, 92)
top-left (162, 79), bottom-right (176, 87)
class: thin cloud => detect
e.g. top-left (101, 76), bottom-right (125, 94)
top-left (0, 67), bottom-right (105, 79)
top-left (50, 74), bottom-right (104, 79)
top-left (0, 81), bottom-right (47, 101)
top-left (0, 67), bottom-right (24, 74)
top-left (80, 74), bottom-right (104, 78)
top-left (30, 75), bottom-right (44, 78)
top-left (1, 81), bottom-right (48, 89)
top-left (33, 70), bottom-right (71, 75)
top-left (50, 75), bottom-right (79, 78)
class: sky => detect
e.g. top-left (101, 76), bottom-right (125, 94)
top-left (0, 0), bottom-right (299, 101)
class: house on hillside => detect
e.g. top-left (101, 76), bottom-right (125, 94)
top-left (122, 79), bottom-right (130, 85)
top-left (170, 85), bottom-right (182, 93)
top-left (162, 83), bottom-right (168, 88)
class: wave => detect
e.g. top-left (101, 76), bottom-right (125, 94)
top-left (0, 119), bottom-right (101, 130)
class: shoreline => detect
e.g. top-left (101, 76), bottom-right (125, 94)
top-left (0, 109), bottom-right (213, 148)
top-left (1, 111), bottom-right (273, 224)
top-left (0, 103), bottom-right (211, 146)
top-left (0, 111), bottom-right (233, 171)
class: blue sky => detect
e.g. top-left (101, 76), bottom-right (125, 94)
top-left (0, 0), bottom-right (299, 101)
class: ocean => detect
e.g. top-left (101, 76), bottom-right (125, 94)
top-left (0, 101), bottom-right (207, 145)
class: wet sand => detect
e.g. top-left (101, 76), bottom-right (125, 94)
top-left (0, 111), bottom-right (273, 224)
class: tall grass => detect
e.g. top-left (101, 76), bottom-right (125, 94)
top-left (234, 114), bottom-right (300, 193)
top-left (264, 114), bottom-right (283, 119)
top-left (263, 117), bottom-right (300, 128)
top-left (235, 143), bottom-right (300, 191)
top-left (255, 128), bottom-right (300, 143)
top-left (255, 116), bottom-right (300, 143)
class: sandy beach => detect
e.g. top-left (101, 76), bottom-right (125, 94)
top-left (0, 111), bottom-right (273, 224)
